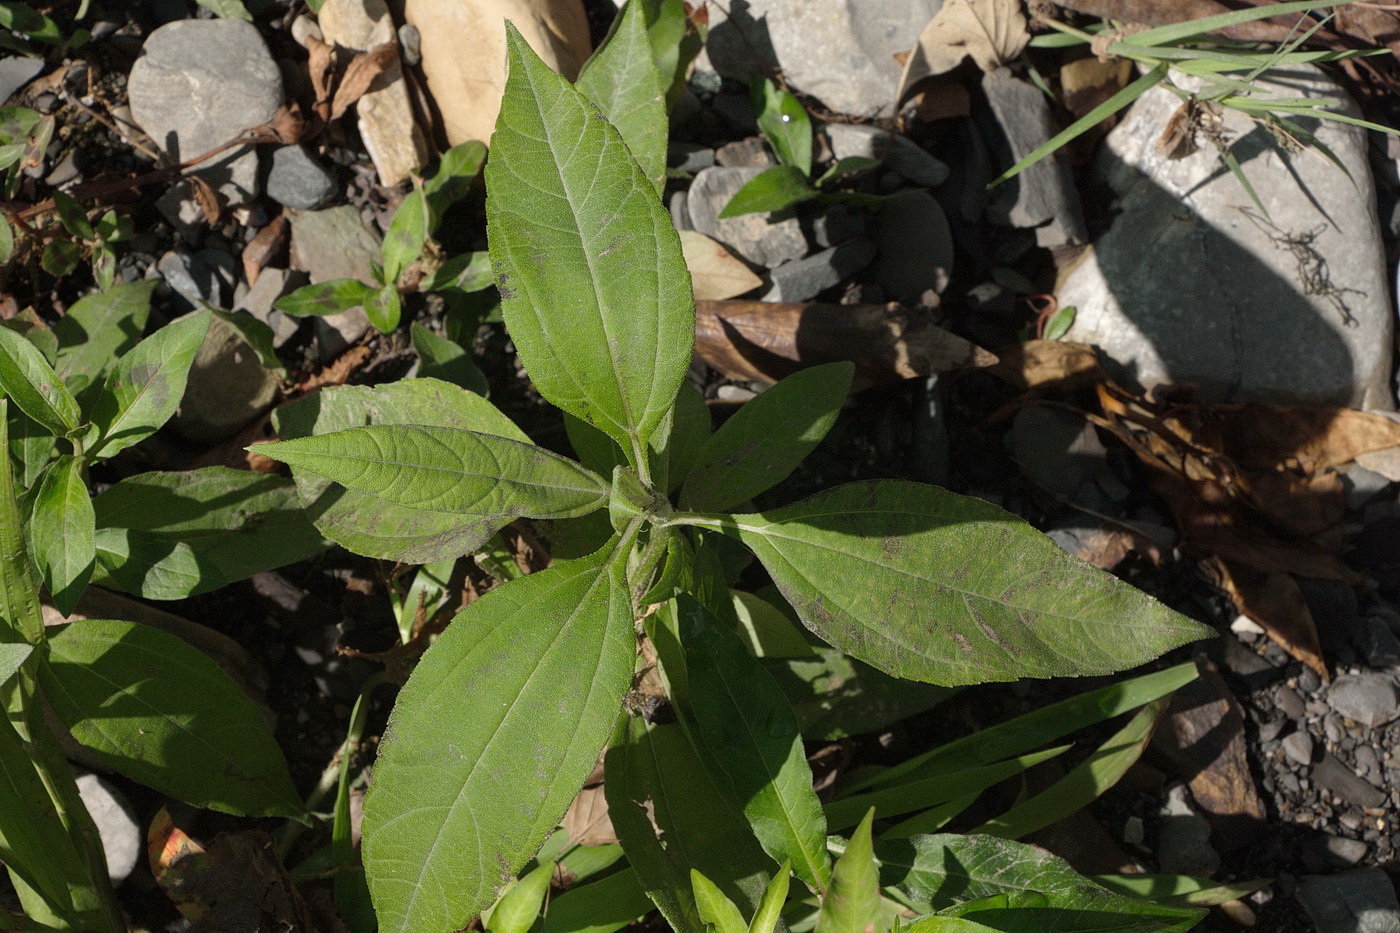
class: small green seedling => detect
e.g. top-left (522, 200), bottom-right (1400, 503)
top-left (720, 78), bottom-right (881, 218)
top-left (256, 17), bottom-right (1209, 933)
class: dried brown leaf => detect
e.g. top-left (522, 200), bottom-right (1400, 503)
top-left (330, 42), bottom-right (399, 121)
top-left (897, 0), bottom-right (1029, 103)
top-left (989, 339), bottom-right (1101, 392)
top-left (680, 230), bottom-right (762, 301)
top-left (695, 299), bottom-right (997, 389)
top-left (304, 33), bottom-right (336, 122)
top-left (241, 214), bottom-right (288, 288)
top-left (1210, 405), bottom-right (1400, 472)
top-left (188, 174), bottom-right (224, 225)
top-left (1213, 560), bottom-right (1328, 681)
top-left (563, 783), bottom-right (616, 846)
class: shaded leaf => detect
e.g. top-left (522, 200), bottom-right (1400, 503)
top-left (897, 0), bottom-right (1030, 100)
top-left (0, 323), bottom-right (81, 437)
top-left (53, 281), bottom-right (156, 397)
top-left (362, 546), bottom-right (635, 933)
top-left (718, 165), bottom-right (818, 219)
top-left (0, 405), bottom-right (43, 645)
top-left (694, 480), bottom-right (1210, 685)
top-left (681, 362), bottom-right (852, 512)
top-left (522, 866), bottom-right (651, 933)
top-left (578, 0), bottom-right (668, 195)
top-left (90, 467), bottom-right (328, 601)
top-left (487, 25), bottom-right (693, 458)
top-left (817, 809), bottom-right (879, 933)
top-left (42, 619), bottom-right (305, 818)
top-left (761, 648), bottom-right (954, 741)
top-left (411, 323), bottom-right (488, 395)
top-left (26, 455), bottom-right (93, 615)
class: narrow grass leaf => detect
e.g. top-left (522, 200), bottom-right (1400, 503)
top-left (273, 378), bottom-right (533, 562)
top-left (700, 481), bottom-right (1211, 685)
top-left (88, 311), bottom-right (210, 460)
top-left (25, 455), bottom-right (93, 615)
top-left (879, 834), bottom-right (1203, 931)
top-left (677, 596), bottom-right (831, 890)
top-left (259, 424), bottom-right (608, 519)
top-left (817, 809), bottom-right (879, 933)
top-left (90, 467), bottom-right (328, 600)
top-left (487, 24), bottom-right (693, 457)
top-left (52, 281), bottom-right (155, 397)
top-left (976, 698), bottom-right (1169, 839)
top-left (362, 546), bottom-right (635, 933)
top-left (41, 619), bottom-right (305, 819)
top-left (0, 324), bottom-right (81, 437)
top-left (681, 362), bottom-right (852, 512)
top-left (1119, 0), bottom-right (1352, 48)
top-left (578, 0), bottom-right (668, 196)
top-left (718, 165), bottom-right (819, 218)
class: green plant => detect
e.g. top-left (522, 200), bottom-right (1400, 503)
top-left (0, 398), bottom-right (308, 932)
top-left (0, 287), bottom-right (327, 615)
top-left (255, 15), bottom-right (1211, 932)
top-left (720, 78), bottom-right (881, 218)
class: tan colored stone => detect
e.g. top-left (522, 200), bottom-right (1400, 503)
top-left (403, 0), bottom-right (591, 147)
top-left (319, 0), bottom-right (428, 186)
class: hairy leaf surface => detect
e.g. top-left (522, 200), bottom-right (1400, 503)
top-left (0, 323), bottom-right (81, 438)
top-left (708, 480), bottom-right (1211, 685)
top-left (88, 311), bottom-right (209, 460)
top-left (52, 281), bottom-right (156, 397)
top-left (486, 25), bottom-right (693, 458)
top-left (26, 454), bottom-right (93, 615)
top-left (362, 545), bottom-right (634, 933)
top-left (42, 619), bottom-right (305, 819)
top-left (578, 0), bottom-right (668, 195)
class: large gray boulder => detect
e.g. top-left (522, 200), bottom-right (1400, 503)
top-left (1060, 65), bottom-right (1392, 409)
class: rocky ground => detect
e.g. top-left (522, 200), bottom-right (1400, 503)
top-left (5, 0), bottom-right (1400, 931)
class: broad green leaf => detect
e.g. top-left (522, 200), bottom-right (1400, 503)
top-left (879, 834), bottom-right (1203, 931)
top-left (643, 0), bottom-right (703, 110)
top-left (0, 642), bottom-right (28, 684)
top-left (488, 862), bottom-right (554, 933)
top-left (362, 544), bottom-right (635, 933)
top-left (693, 870), bottom-right (748, 933)
top-left (761, 649), bottom-right (955, 741)
top-left (681, 362), bottom-right (851, 511)
top-left (850, 663), bottom-right (1198, 793)
top-left (41, 618), bottom-right (305, 819)
top-left (718, 166), bottom-right (819, 219)
top-left (87, 311), bottom-right (210, 460)
top-left (0, 405), bottom-right (42, 645)
top-left (733, 590), bottom-right (815, 658)
top-left (605, 715), bottom-right (774, 933)
top-left (813, 156), bottom-right (880, 188)
top-left (677, 596), bottom-right (830, 890)
top-left (566, 412), bottom-right (628, 479)
top-left (900, 916), bottom-right (1000, 932)
top-left (90, 467), bottom-right (328, 600)
top-left (694, 480), bottom-right (1210, 685)
top-left (0, 216), bottom-right (12, 266)
top-left (755, 79), bottom-right (812, 176)
top-left (52, 281), bottom-right (156, 397)
top-left (273, 379), bottom-right (533, 562)
top-left (275, 279), bottom-right (376, 317)
top-left (486, 24), bottom-right (693, 460)
top-left (665, 379), bottom-right (710, 492)
top-left (40, 240), bottom-right (80, 277)
top-left (25, 455), bottom-right (93, 615)
top-left (975, 698), bottom-right (1168, 840)
top-left (259, 424), bottom-right (608, 520)
top-left (411, 323), bottom-right (488, 395)
top-left (818, 809), bottom-right (879, 933)
top-left (578, 0), bottom-right (669, 196)
top-left (749, 866), bottom-right (791, 933)
top-left (365, 283), bottom-right (401, 333)
top-left (423, 250), bottom-right (494, 292)
top-left (0, 323), bottom-right (81, 437)
top-left (523, 867), bottom-right (652, 933)
top-left (383, 187), bottom-right (430, 286)
top-left (52, 191), bottom-right (92, 239)
top-left (423, 140), bottom-right (488, 210)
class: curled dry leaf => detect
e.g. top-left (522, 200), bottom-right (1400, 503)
top-left (563, 783), bottom-right (617, 846)
top-left (330, 42), bottom-right (400, 121)
top-left (896, 0), bottom-right (1029, 104)
top-left (694, 299), bottom-right (997, 389)
top-left (242, 213), bottom-right (288, 288)
top-left (679, 230), bottom-right (762, 301)
top-left (1212, 560), bottom-right (1328, 682)
top-left (988, 338), bottom-right (1102, 392)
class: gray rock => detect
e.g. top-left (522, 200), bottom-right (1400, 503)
top-left (824, 122), bottom-right (949, 187)
top-left (235, 267), bottom-right (307, 347)
top-left (172, 312), bottom-right (281, 443)
top-left (1282, 729), bottom-right (1314, 766)
top-left (1156, 782), bottom-right (1220, 875)
top-left (289, 205), bottom-right (381, 285)
top-left (701, 0), bottom-right (942, 118)
top-left (1314, 754), bottom-right (1388, 809)
top-left (872, 189), bottom-right (953, 301)
top-left (0, 56), bottom-right (43, 105)
top-left (1060, 65), bottom-right (1392, 409)
top-left (1303, 833), bottom-right (1369, 870)
top-left (74, 772), bottom-right (139, 884)
top-left (687, 166), bottom-right (808, 268)
top-left (157, 250), bottom-right (225, 309)
top-left (1328, 673), bottom-right (1400, 727)
top-left (155, 180), bottom-right (207, 243)
top-left (979, 68), bottom-right (1086, 247)
top-left (1356, 614), bottom-right (1400, 668)
top-left (127, 19), bottom-right (282, 204)
top-left (806, 204), bottom-right (866, 247)
top-left (267, 145), bottom-right (338, 210)
top-left (762, 238), bottom-right (875, 302)
top-left (1297, 869), bottom-right (1400, 933)
top-left (1277, 685), bottom-right (1306, 720)
top-left (715, 137), bottom-right (776, 168)
top-left (1009, 405), bottom-right (1107, 499)
top-left (669, 142), bottom-right (716, 175)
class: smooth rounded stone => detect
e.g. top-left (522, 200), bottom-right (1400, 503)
top-left (1282, 730), bottom-right (1315, 767)
top-left (127, 19), bottom-right (282, 204)
top-left (700, 0), bottom-right (942, 118)
top-left (1277, 685), bottom-right (1307, 720)
top-left (267, 145), bottom-right (338, 210)
top-left (1304, 832), bottom-right (1370, 871)
top-left (1257, 718), bottom-right (1286, 743)
top-left (234, 267), bottom-right (307, 347)
top-left (74, 772), bottom-right (139, 884)
top-left (668, 141), bottom-right (716, 175)
top-left (1156, 783), bottom-right (1221, 875)
top-left (1355, 744), bottom-right (1382, 778)
top-left (1299, 665), bottom-right (1325, 694)
top-left (716, 137), bottom-right (775, 168)
top-left (762, 238), bottom-right (875, 302)
top-left (687, 166), bottom-right (808, 268)
top-left (824, 123), bottom-right (950, 187)
top-left (1060, 65), bottom-right (1392, 409)
top-left (872, 189), bottom-right (953, 302)
top-left (157, 249), bottom-right (226, 309)
top-left (0, 56), bottom-right (43, 105)
top-left (171, 312), bottom-right (281, 443)
top-left (978, 68), bottom-right (1085, 247)
top-left (1297, 869), bottom-right (1400, 933)
top-left (1328, 673), bottom-right (1400, 727)
top-left (1314, 754), bottom-right (1388, 809)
